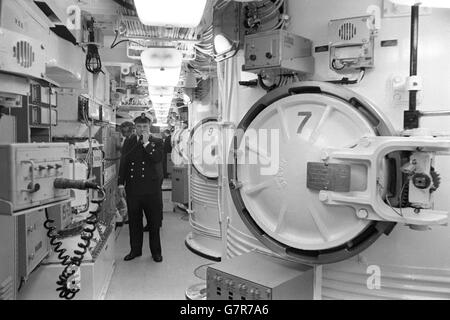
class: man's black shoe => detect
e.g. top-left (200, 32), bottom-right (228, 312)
top-left (143, 225), bottom-right (150, 232)
top-left (124, 252), bottom-right (142, 261)
top-left (153, 255), bottom-right (163, 262)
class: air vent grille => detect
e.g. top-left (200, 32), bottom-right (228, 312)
top-left (338, 22), bottom-right (356, 41)
top-left (13, 41), bottom-right (35, 68)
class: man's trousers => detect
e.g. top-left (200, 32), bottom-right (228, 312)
top-left (126, 193), bottom-right (162, 256)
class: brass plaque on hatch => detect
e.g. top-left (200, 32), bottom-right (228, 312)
top-left (307, 162), bottom-right (351, 192)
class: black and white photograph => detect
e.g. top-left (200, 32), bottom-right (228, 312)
top-left (1, 0), bottom-right (450, 307)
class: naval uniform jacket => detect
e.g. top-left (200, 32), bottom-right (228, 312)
top-left (118, 134), bottom-right (164, 217)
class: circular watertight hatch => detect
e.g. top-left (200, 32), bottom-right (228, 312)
top-left (172, 128), bottom-right (190, 166)
top-left (228, 82), bottom-right (396, 264)
top-left (191, 118), bottom-right (220, 180)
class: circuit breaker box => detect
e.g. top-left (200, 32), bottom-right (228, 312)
top-left (243, 29), bottom-right (314, 76)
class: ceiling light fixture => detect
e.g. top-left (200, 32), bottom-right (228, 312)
top-left (150, 94), bottom-right (174, 104)
top-left (213, 34), bottom-right (239, 62)
top-left (141, 48), bottom-right (183, 87)
top-left (148, 86), bottom-right (175, 96)
top-left (390, 0), bottom-right (450, 7)
top-left (134, 0), bottom-right (208, 28)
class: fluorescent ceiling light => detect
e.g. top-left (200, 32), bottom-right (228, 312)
top-left (390, 0), bottom-right (450, 7)
top-left (153, 107), bottom-right (171, 112)
top-left (150, 94), bottom-right (173, 104)
top-left (134, 0), bottom-right (208, 28)
top-left (154, 112), bottom-right (170, 118)
top-left (153, 103), bottom-right (172, 113)
top-left (148, 86), bottom-right (174, 96)
top-left (156, 114), bottom-right (169, 121)
top-left (153, 103), bottom-right (171, 109)
top-left (141, 48), bottom-right (182, 87)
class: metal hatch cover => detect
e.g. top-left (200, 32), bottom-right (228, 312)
top-left (227, 81), bottom-right (396, 265)
top-left (190, 117), bottom-right (220, 180)
top-left (172, 128), bottom-right (190, 166)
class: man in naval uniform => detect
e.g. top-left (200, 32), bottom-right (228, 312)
top-left (118, 114), bottom-right (164, 262)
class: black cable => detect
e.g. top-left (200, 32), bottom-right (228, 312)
top-left (110, 29), bottom-right (120, 47)
top-left (331, 59), bottom-right (345, 71)
top-left (326, 68), bottom-right (366, 85)
top-left (110, 30), bottom-right (129, 49)
top-left (44, 209), bottom-right (76, 299)
top-left (258, 74), bottom-right (283, 92)
top-left (112, 39), bottom-right (142, 49)
top-left (44, 184), bottom-right (106, 300)
top-left (327, 77), bottom-right (358, 85)
top-left (110, 30), bottom-right (143, 49)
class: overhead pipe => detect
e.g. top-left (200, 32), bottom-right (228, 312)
top-left (404, 4), bottom-right (421, 130)
top-left (409, 4), bottom-right (419, 113)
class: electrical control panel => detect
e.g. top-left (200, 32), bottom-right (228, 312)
top-left (18, 209), bottom-right (50, 279)
top-left (172, 166), bottom-right (189, 204)
top-left (0, 143), bottom-right (72, 215)
top-left (207, 252), bottom-right (313, 300)
top-left (328, 15), bottom-right (376, 72)
top-left (243, 29), bottom-right (314, 76)
top-left (78, 95), bottom-right (101, 122)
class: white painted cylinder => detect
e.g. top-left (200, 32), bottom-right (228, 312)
top-left (185, 172), bottom-right (222, 260)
